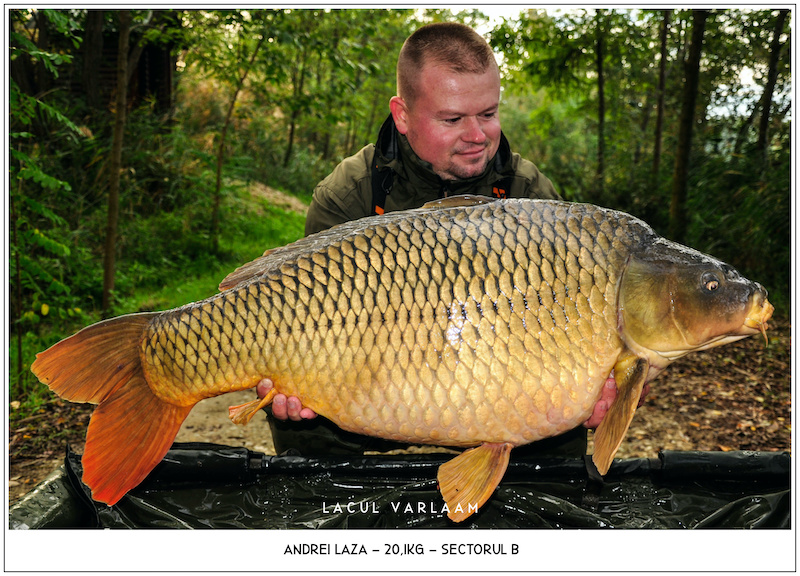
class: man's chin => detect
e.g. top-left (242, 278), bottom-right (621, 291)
top-left (440, 159), bottom-right (491, 181)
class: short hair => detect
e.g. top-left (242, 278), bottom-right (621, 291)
top-left (397, 22), bottom-right (498, 105)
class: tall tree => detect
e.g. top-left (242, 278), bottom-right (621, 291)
top-left (282, 23), bottom-right (310, 167)
top-left (10, 9), bottom-right (83, 386)
top-left (594, 9), bottom-right (606, 197)
top-left (82, 10), bottom-right (104, 109)
top-left (102, 10), bottom-right (132, 316)
top-left (669, 9), bottom-right (709, 243)
top-left (756, 9), bottom-right (789, 168)
top-left (210, 32), bottom-right (266, 252)
top-left (651, 9), bottom-right (670, 186)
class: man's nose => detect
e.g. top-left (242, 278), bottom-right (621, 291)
top-left (462, 117), bottom-right (486, 144)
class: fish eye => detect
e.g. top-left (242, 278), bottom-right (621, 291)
top-left (702, 272), bottom-right (720, 292)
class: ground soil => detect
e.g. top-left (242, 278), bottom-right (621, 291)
top-left (8, 186), bottom-right (792, 505)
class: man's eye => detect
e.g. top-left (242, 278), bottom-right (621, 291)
top-left (444, 118), bottom-right (461, 124)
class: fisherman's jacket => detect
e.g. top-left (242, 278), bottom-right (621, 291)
top-left (304, 114), bottom-right (560, 236)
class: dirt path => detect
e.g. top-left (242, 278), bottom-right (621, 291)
top-left (174, 390), bottom-right (276, 454)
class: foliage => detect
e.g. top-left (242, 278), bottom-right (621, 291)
top-left (180, 9), bottom-right (412, 169)
top-left (493, 8), bottom-right (791, 310)
top-left (9, 10), bottom-right (90, 400)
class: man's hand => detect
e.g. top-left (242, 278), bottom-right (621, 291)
top-left (583, 378), bottom-right (652, 429)
top-left (583, 378), bottom-right (617, 429)
top-left (257, 378), bottom-right (317, 421)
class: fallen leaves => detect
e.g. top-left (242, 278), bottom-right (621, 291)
top-left (610, 319), bottom-right (792, 459)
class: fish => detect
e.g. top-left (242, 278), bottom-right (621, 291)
top-left (31, 196), bottom-right (773, 522)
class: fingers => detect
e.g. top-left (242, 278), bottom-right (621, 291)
top-left (298, 407), bottom-right (318, 420)
top-left (272, 393), bottom-right (290, 420)
top-left (256, 378), bottom-right (274, 398)
top-left (583, 400), bottom-right (608, 429)
top-left (583, 377), bottom-right (617, 429)
top-left (257, 378), bottom-right (317, 421)
top-left (583, 376), bottom-right (653, 429)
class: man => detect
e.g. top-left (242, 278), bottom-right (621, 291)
top-left (258, 22), bottom-right (619, 456)
top-left (302, 21), bottom-right (559, 236)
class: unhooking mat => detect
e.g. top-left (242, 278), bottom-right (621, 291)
top-left (9, 442), bottom-right (790, 529)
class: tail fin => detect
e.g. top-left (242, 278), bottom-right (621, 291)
top-left (83, 373), bottom-right (192, 504)
top-left (31, 313), bottom-right (193, 505)
top-left (32, 313), bottom-right (155, 404)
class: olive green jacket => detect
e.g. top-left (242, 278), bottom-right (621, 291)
top-left (305, 115), bottom-right (560, 236)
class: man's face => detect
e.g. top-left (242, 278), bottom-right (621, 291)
top-left (390, 63), bottom-right (502, 181)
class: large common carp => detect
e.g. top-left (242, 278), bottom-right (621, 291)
top-left (32, 197), bottom-right (773, 521)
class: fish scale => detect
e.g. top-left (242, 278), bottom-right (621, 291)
top-left (139, 200), bottom-right (630, 446)
top-left (33, 197), bottom-right (773, 515)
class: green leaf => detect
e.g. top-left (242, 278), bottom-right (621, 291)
top-left (16, 165), bottom-right (72, 192)
top-left (20, 310), bottom-right (40, 324)
top-left (22, 228), bottom-right (71, 257)
top-left (17, 253), bottom-right (70, 296)
top-left (19, 196), bottom-right (68, 227)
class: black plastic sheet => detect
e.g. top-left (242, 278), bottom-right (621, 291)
top-left (10, 442), bottom-right (789, 529)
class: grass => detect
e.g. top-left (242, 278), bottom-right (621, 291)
top-left (111, 184), bottom-right (308, 312)
top-left (127, 204), bottom-right (306, 312)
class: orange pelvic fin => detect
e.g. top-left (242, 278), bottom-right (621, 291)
top-left (592, 352), bottom-right (650, 475)
top-left (437, 442), bottom-right (513, 523)
top-left (30, 312), bottom-right (193, 505)
top-left (228, 388), bottom-right (278, 425)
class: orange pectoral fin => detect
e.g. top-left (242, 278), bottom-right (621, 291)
top-left (228, 388), bottom-right (278, 425)
top-left (592, 353), bottom-right (649, 475)
top-left (437, 442), bottom-right (513, 523)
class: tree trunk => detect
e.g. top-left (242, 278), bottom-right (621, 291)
top-left (82, 10), bottom-right (104, 109)
top-left (756, 9), bottom-right (789, 167)
top-left (669, 9), bottom-right (708, 243)
top-left (283, 48), bottom-right (308, 167)
top-left (733, 101), bottom-right (759, 156)
top-left (651, 9), bottom-right (670, 185)
top-left (210, 34), bottom-right (266, 252)
top-left (33, 11), bottom-right (52, 95)
top-left (283, 109), bottom-right (299, 168)
top-left (321, 132), bottom-right (331, 160)
top-left (594, 9), bottom-right (606, 198)
top-left (102, 10), bottom-right (132, 317)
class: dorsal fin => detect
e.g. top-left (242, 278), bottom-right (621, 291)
top-left (218, 248), bottom-right (280, 292)
top-left (421, 194), bottom-right (498, 210)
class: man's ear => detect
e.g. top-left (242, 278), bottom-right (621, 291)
top-left (389, 96), bottom-right (409, 135)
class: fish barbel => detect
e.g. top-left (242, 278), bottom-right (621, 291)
top-left (31, 196), bottom-right (773, 521)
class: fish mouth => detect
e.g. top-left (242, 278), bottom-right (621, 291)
top-left (741, 289), bottom-right (774, 346)
top-left (652, 290), bottom-right (775, 361)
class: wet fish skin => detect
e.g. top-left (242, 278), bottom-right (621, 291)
top-left (144, 199), bottom-right (632, 445)
top-left (31, 197), bottom-right (772, 516)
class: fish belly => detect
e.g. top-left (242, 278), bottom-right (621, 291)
top-left (142, 200), bottom-right (633, 448)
